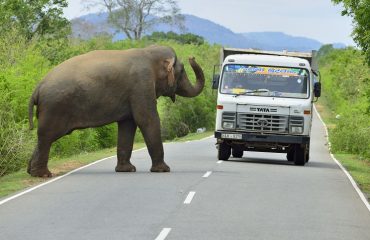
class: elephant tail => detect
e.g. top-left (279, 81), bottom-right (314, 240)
top-left (28, 87), bottom-right (39, 130)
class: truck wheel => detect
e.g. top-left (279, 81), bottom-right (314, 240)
top-left (218, 142), bottom-right (231, 160)
top-left (232, 148), bottom-right (243, 158)
top-left (293, 144), bottom-right (306, 166)
top-left (287, 148), bottom-right (294, 162)
top-left (305, 143), bottom-right (310, 162)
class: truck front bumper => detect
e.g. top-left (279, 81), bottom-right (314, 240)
top-left (214, 131), bottom-right (310, 144)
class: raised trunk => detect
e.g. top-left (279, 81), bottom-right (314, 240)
top-left (176, 57), bottom-right (205, 97)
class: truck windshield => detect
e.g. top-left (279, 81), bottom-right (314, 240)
top-left (220, 64), bottom-right (309, 98)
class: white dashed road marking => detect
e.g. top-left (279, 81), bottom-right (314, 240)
top-left (217, 160), bottom-right (223, 164)
top-left (202, 171), bottom-right (212, 178)
top-left (184, 191), bottom-right (196, 204)
top-left (155, 228), bottom-right (171, 240)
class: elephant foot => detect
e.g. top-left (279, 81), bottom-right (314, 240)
top-left (29, 168), bottom-right (53, 178)
top-left (150, 162), bottom-right (170, 173)
top-left (115, 163), bottom-right (136, 172)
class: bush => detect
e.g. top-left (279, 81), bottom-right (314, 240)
top-left (0, 93), bottom-right (33, 176)
top-left (51, 129), bottom-right (99, 157)
top-left (331, 112), bottom-right (370, 159)
top-left (95, 124), bottom-right (117, 149)
top-left (318, 46), bottom-right (370, 160)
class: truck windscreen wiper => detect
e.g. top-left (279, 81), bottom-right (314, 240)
top-left (234, 89), bottom-right (270, 97)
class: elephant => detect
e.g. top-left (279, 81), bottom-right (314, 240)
top-left (27, 45), bottom-right (205, 177)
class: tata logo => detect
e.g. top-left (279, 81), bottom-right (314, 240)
top-left (256, 119), bottom-right (269, 127)
top-left (257, 108), bottom-right (270, 112)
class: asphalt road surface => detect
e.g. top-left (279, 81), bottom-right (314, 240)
top-left (1, 112), bottom-right (369, 240)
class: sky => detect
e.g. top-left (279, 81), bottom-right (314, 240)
top-left (65, 0), bottom-right (355, 45)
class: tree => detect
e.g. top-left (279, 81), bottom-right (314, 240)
top-left (332, 0), bottom-right (370, 65)
top-left (84, 0), bottom-right (184, 40)
top-left (0, 0), bottom-right (71, 41)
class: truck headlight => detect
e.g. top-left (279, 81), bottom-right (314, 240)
top-left (290, 126), bottom-right (303, 134)
top-left (223, 122), bottom-right (235, 129)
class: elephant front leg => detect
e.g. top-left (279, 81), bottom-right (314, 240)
top-left (115, 119), bottom-right (137, 172)
top-left (134, 111), bottom-right (170, 173)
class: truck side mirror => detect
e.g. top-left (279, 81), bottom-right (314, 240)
top-left (314, 82), bottom-right (321, 97)
top-left (212, 74), bottom-right (220, 89)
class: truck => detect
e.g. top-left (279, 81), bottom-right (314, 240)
top-left (212, 48), bottom-right (321, 166)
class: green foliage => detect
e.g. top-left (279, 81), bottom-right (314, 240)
top-left (0, 93), bottom-right (34, 176)
top-left (143, 31), bottom-right (205, 45)
top-left (332, 0), bottom-right (370, 65)
top-left (0, 0), bottom-right (71, 41)
top-left (318, 45), bottom-right (370, 159)
top-left (330, 112), bottom-right (370, 157)
top-left (0, 30), bottom-right (50, 176)
top-left (95, 124), bottom-right (118, 149)
top-left (51, 129), bottom-right (99, 157)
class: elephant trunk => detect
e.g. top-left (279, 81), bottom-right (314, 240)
top-left (176, 57), bottom-right (205, 97)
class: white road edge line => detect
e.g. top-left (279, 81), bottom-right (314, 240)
top-left (217, 160), bottom-right (223, 164)
top-left (203, 171), bottom-right (212, 178)
top-left (0, 148), bottom-right (147, 206)
top-left (314, 104), bottom-right (370, 212)
top-left (184, 191), bottom-right (196, 204)
top-left (200, 135), bottom-right (213, 141)
top-left (155, 228), bottom-right (171, 240)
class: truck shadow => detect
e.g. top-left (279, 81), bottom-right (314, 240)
top-left (227, 157), bottom-right (293, 166)
top-left (226, 158), bottom-right (340, 170)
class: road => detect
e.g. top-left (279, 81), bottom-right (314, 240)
top-left (0, 112), bottom-right (369, 240)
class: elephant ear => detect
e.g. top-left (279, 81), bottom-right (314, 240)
top-left (165, 58), bottom-right (176, 88)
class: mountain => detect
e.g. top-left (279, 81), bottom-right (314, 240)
top-left (241, 32), bottom-right (322, 52)
top-left (71, 13), bottom-right (346, 52)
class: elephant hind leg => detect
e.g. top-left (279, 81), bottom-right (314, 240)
top-left (28, 119), bottom-right (70, 177)
top-left (28, 137), bottom-right (53, 178)
top-left (115, 119), bottom-right (137, 172)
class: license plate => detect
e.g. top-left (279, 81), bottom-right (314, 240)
top-left (221, 133), bottom-right (242, 140)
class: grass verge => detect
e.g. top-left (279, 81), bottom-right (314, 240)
top-left (315, 102), bottom-right (370, 202)
top-left (0, 132), bottom-right (213, 199)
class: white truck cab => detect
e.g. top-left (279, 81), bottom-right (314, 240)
top-left (213, 48), bottom-right (321, 165)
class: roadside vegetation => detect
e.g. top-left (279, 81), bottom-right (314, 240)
top-left (316, 45), bottom-right (370, 198)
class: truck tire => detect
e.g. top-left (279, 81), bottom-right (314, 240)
top-left (305, 143), bottom-right (310, 162)
top-left (287, 148), bottom-right (294, 162)
top-left (293, 144), bottom-right (306, 166)
top-left (218, 142), bottom-right (231, 160)
top-left (232, 148), bottom-right (243, 158)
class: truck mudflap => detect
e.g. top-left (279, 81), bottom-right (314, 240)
top-left (214, 131), bottom-right (310, 144)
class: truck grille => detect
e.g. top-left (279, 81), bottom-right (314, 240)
top-left (238, 113), bottom-right (288, 133)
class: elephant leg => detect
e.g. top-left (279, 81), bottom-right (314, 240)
top-left (132, 104), bottom-right (170, 173)
top-left (28, 115), bottom-right (69, 177)
top-left (115, 119), bottom-right (137, 172)
top-left (28, 136), bottom-right (53, 178)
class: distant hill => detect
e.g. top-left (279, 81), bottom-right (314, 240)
top-left (240, 32), bottom-right (322, 52)
top-left (71, 13), bottom-right (346, 52)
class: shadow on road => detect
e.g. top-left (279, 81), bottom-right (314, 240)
top-left (227, 157), bottom-right (293, 166)
top-left (225, 157), bottom-right (340, 170)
